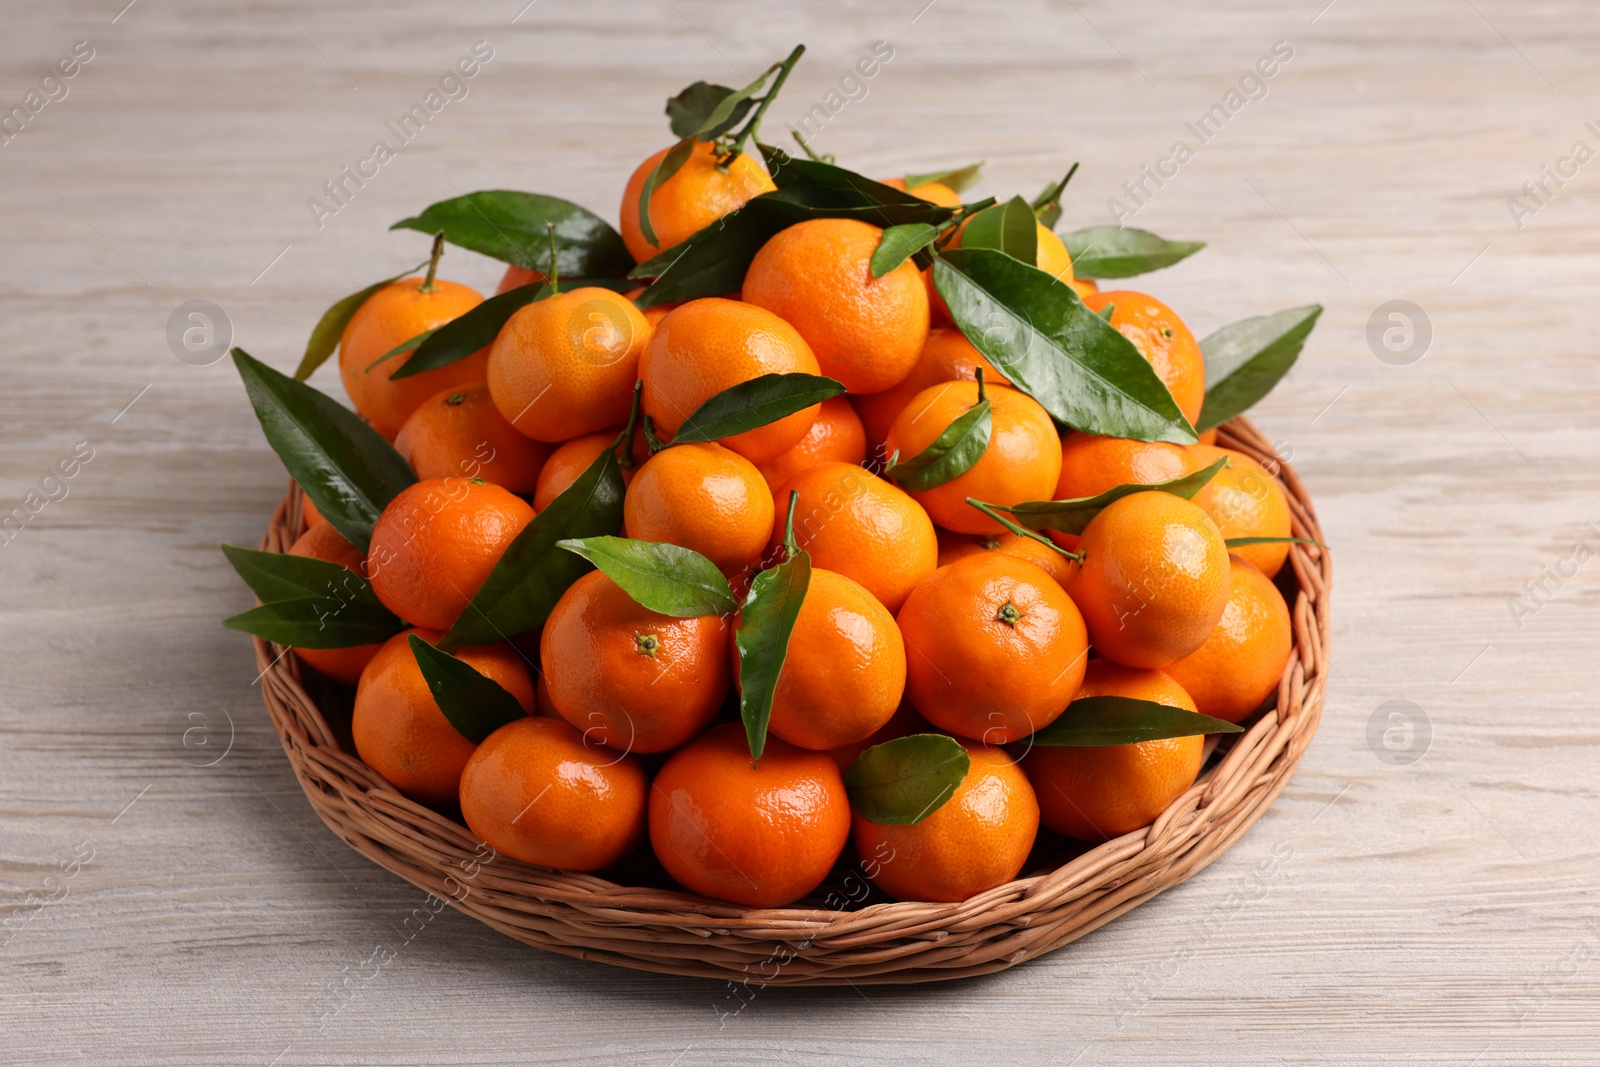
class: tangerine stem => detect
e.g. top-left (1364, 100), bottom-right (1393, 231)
top-left (781, 489), bottom-right (800, 559)
top-left (1031, 161), bottom-right (1080, 220)
top-left (640, 415), bottom-right (668, 455)
top-left (421, 231), bottom-right (445, 292)
top-left (724, 44), bottom-right (806, 162)
top-left (789, 128), bottom-right (833, 164)
top-left (974, 365), bottom-right (988, 406)
top-left (615, 380), bottom-right (644, 469)
top-left (544, 222), bottom-right (560, 295)
top-left (964, 498), bottom-right (1083, 561)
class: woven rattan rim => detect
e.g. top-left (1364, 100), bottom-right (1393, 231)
top-left (250, 415), bottom-right (1330, 986)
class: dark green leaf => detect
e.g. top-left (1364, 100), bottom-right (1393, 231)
top-left (1225, 536), bottom-right (1327, 549)
top-left (845, 733), bottom-right (971, 825)
top-left (886, 387), bottom-right (992, 491)
top-left (391, 191), bottom-right (632, 278)
top-left (1198, 305), bottom-right (1322, 431)
top-left (959, 196), bottom-right (1038, 264)
top-left (994, 456), bottom-right (1226, 536)
top-left (1026, 696), bottom-right (1243, 746)
top-left (295, 262), bottom-right (424, 380)
top-left (221, 544), bottom-right (383, 609)
top-left (406, 634), bottom-right (528, 744)
top-left (1060, 225), bottom-right (1205, 279)
top-left (630, 187), bottom-right (953, 307)
top-left (759, 144), bottom-right (930, 206)
top-left (671, 373), bottom-right (845, 445)
top-left (232, 349), bottom-right (416, 551)
top-left (222, 596), bottom-right (402, 649)
top-left (439, 444), bottom-right (625, 649)
top-left (933, 250), bottom-right (1196, 444)
top-left (637, 136), bottom-right (698, 249)
top-left (555, 536), bottom-right (736, 617)
top-left (365, 327), bottom-right (439, 374)
top-left (666, 81), bottom-right (751, 139)
top-left (1030, 163), bottom-right (1079, 230)
top-left (870, 222), bottom-right (941, 278)
top-left (734, 550), bottom-right (811, 761)
top-left (903, 161), bottom-right (984, 193)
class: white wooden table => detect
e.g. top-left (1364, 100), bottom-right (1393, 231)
top-left (3, 1), bottom-right (1597, 1063)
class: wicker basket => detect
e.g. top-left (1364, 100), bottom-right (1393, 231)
top-left (251, 416), bottom-right (1329, 986)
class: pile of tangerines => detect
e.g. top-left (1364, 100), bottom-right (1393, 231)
top-left (227, 48), bottom-right (1315, 910)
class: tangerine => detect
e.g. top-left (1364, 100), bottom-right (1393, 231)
top-left (853, 741), bottom-right (1039, 903)
top-left (640, 297), bottom-right (821, 462)
top-left (743, 218), bottom-right (930, 393)
top-left (351, 628), bottom-right (535, 806)
top-left (394, 383), bottom-right (552, 493)
top-left (1188, 444), bottom-right (1293, 578)
top-left (623, 442), bottom-right (774, 575)
top-left (541, 570), bottom-right (730, 753)
top-left (1081, 291), bottom-right (1205, 428)
top-left (486, 287), bottom-right (652, 442)
top-left (755, 568), bottom-right (907, 751)
top-left (339, 276), bottom-right (487, 438)
top-left (1023, 660), bottom-right (1204, 841)
top-left (367, 478), bottom-right (535, 631)
top-left (897, 553), bottom-right (1088, 743)
top-left (1165, 554), bottom-right (1292, 723)
top-left (620, 141), bottom-right (775, 263)
top-left (1055, 432), bottom-right (1195, 501)
top-left (459, 716), bottom-right (647, 871)
top-left (1068, 491), bottom-right (1229, 668)
top-left (772, 461), bottom-right (937, 613)
top-left (852, 327), bottom-right (1007, 453)
top-left (648, 723), bottom-right (850, 908)
top-left (885, 380), bottom-right (1060, 535)
top-left (755, 395), bottom-right (867, 492)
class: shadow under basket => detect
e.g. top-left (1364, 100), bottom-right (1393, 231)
top-left (251, 416), bottom-right (1331, 987)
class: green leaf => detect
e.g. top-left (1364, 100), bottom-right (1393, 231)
top-left (932, 249), bottom-right (1196, 444)
top-left (365, 327), bottom-right (440, 374)
top-left (1225, 536), bottom-right (1327, 549)
top-left (845, 733), bottom-right (971, 826)
top-left (1197, 305), bottom-right (1322, 431)
top-left (993, 456), bottom-right (1226, 536)
top-left (671, 373), bottom-right (845, 445)
top-left (1060, 225), bottom-right (1205, 279)
top-left (555, 536), bottom-right (736, 617)
top-left (886, 383), bottom-right (992, 491)
top-left (222, 597), bottom-right (402, 650)
top-left (666, 81), bottom-right (752, 139)
top-left (294, 262), bottom-right (424, 380)
top-left (406, 634), bottom-right (527, 744)
top-left (1026, 696), bottom-right (1243, 746)
top-left (629, 186), bottom-right (953, 307)
top-left (1030, 163), bottom-right (1079, 230)
top-left (734, 549), bottom-right (811, 761)
top-left (391, 191), bottom-right (632, 278)
top-left (439, 444), bottom-right (625, 649)
top-left (870, 222), bottom-right (941, 278)
top-left (637, 136), bottom-right (698, 249)
top-left (903, 161), bottom-right (984, 194)
top-left (221, 544), bottom-right (382, 607)
top-left (759, 144), bottom-right (931, 206)
top-left (959, 195), bottom-right (1038, 264)
top-left (232, 349), bottom-right (416, 551)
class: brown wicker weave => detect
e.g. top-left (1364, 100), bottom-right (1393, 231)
top-left (250, 416), bottom-right (1329, 986)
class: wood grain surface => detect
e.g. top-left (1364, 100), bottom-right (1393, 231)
top-left (3, 1), bottom-right (1598, 1063)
